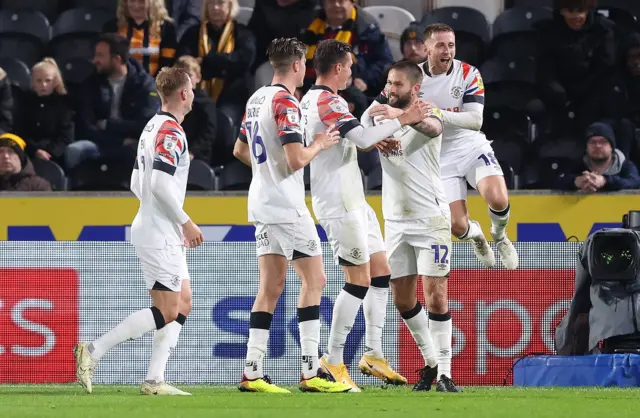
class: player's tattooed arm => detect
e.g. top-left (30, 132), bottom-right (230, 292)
top-left (413, 107), bottom-right (444, 138)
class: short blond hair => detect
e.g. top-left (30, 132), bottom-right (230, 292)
top-left (201, 0), bottom-right (239, 22)
top-left (174, 56), bottom-right (201, 79)
top-left (32, 57), bottom-right (67, 95)
top-left (156, 67), bottom-right (191, 101)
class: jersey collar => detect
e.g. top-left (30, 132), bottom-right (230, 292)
top-left (158, 111), bottom-right (178, 122)
top-left (310, 85), bottom-right (334, 93)
top-left (270, 83), bottom-right (291, 94)
top-left (421, 61), bottom-right (455, 77)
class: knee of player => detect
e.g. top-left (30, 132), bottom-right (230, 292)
top-left (180, 293), bottom-right (193, 316)
top-left (427, 291), bottom-right (448, 314)
top-left (451, 217), bottom-right (469, 237)
top-left (263, 277), bottom-right (286, 299)
top-left (392, 293), bottom-right (416, 313)
top-left (160, 305), bottom-right (180, 324)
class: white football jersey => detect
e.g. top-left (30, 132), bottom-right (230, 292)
top-left (301, 85), bottom-right (366, 220)
top-left (241, 84), bottom-right (310, 224)
top-left (375, 109), bottom-right (450, 221)
top-left (376, 59), bottom-right (488, 165)
top-left (130, 112), bottom-right (190, 248)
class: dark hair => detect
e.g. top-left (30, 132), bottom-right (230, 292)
top-left (267, 38), bottom-right (308, 73)
top-left (423, 23), bottom-right (454, 40)
top-left (97, 33), bottom-right (131, 63)
top-left (554, 0), bottom-right (597, 10)
top-left (388, 61), bottom-right (424, 86)
top-left (313, 39), bottom-right (352, 76)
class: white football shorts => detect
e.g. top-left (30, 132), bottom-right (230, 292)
top-left (441, 142), bottom-right (504, 203)
top-left (385, 215), bottom-right (452, 279)
top-left (320, 204), bottom-right (386, 266)
top-left (135, 244), bottom-right (189, 292)
top-left (254, 214), bottom-right (322, 260)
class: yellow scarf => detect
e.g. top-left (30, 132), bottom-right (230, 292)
top-left (305, 7), bottom-right (357, 61)
top-left (198, 20), bottom-right (235, 101)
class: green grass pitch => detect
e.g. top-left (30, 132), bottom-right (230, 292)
top-left (0, 385), bottom-right (639, 418)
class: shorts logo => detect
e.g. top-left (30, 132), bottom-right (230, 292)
top-left (451, 86), bottom-right (463, 99)
top-left (256, 232), bottom-right (269, 249)
top-left (171, 275), bottom-right (180, 288)
top-left (308, 240), bottom-right (318, 252)
top-left (349, 248), bottom-right (363, 260)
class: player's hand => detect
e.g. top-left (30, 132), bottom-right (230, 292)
top-left (369, 104), bottom-right (404, 120)
top-left (35, 149), bottom-right (51, 160)
top-left (313, 124), bottom-right (341, 150)
top-left (182, 219), bottom-right (204, 248)
top-left (376, 138), bottom-right (400, 155)
top-left (398, 101), bottom-right (430, 126)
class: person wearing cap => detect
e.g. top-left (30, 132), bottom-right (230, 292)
top-left (0, 133), bottom-right (51, 192)
top-left (400, 23), bottom-right (427, 64)
top-left (555, 122), bottom-right (640, 192)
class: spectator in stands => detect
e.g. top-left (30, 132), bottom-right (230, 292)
top-left (13, 58), bottom-right (74, 168)
top-left (536, 0), bottom-right (619, 134)
top-left (618, 32), bottom-right (640, 164)
top-left (0, 68), bottom-right (12, 135)
top-left (555, 122), bottom-right (640, 192)
top-left (339, 76), bottom-right (368, 119)
top-left (166, 0), bottom-right (201, 40)
top-left (400, 22), bottom-right (427, 64)
top-left (248, 0), bottom-right (319, 72)
top-left (300, 0), bottom-right (394, 96)
top-left (178, 0), bottom-right (256, 127)
top-left (0, 133), bottom-right (51, 191)
top-left (174, 56), bottom-right (217, 164)
top-left (67, 34), bottom-right (160, 169)
top-left (103, 0), bottom-right (178, 76)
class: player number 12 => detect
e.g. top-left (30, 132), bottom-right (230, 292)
top-left (431, 244), bottom-right (449, 264)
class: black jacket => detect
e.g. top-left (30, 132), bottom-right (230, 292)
top-left (76, 59), bottom-right (160, 148)
top-left (166, 0), bottom-right (201, 40)
top-left (0, 75), bottom-right (12, 134)
top-left (182, 89), bottom-right (217, 163)
top-left (619, 32), bottom-right (640, 125)
top-left (14, 92), bottom-right (74, 160)
top-left (178, 21), bottom-right (256, 105)
top-left (555, 149), bottom-right (640, 191)
top-left (248, 0), bottom-right (319, 71)
top-left (536, 10), bottom-right (617, 98)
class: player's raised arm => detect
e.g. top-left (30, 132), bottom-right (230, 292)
top-left (233, 113), bottom-right (252, 167)
top-left (440, 64), bottom-right (484, 131)
top-left (150, 122), bottom-right (191, 226)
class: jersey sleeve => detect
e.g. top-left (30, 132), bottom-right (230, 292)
top-left (462, 63), bottom-right (485, 105)
top-left (317, 91), bottom-right (360, 137)
top-left (374, 88), bottom-right (388, 105)
top-left (272, 91), bottom-right (303, 145)
top-left (238, 113), bottom-right (248, 143)
top-left (153, 120), bottom-right (186, 176)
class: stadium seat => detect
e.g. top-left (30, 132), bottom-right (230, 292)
top-left (520, 157), bottom-right (577, 190)
top-left (421, 7), bottom-right (490, 66)
top-left (0, 0), bottom-right (59, 24)
top-left (505, 0), bottom-right (553, 9)
top-left (357, 149), bottom-right (381, 175)
top-left (0, 10), bottom-right (50, 68)
top-left (499, 160), bottom-right (516, 189)
top-left (366, 165), bottom-right (382, 190)
top-left (253, 61), bottom-right (274, 92)
top-left (236, 7), bottom-right (252, 26)
top-left (217, 160), bottom-right (252, 191)
top-left (362, 0), bottom-right (423, 21)
top-left (68, 158), bottom-right (131, 191)
top-left (490, 7), bottom-right (552, 60)
top-left (480, 57), bottom-right (537, 110)
top-left (239, 0), bottom-right (255, 7)
top-left (596, 6), bottom-right (638, 35)
top-left (32, 158), bottom-right (67, 191)
top-left (363, 6), bottom-right (415, 62)
top-left (187, 159), bottom-right (216, 191)
top-left (0, 57), bottom-right (31, 91)
top-left (535, 135), bottom-right (584, 161)
top-left (57, 57), bottom-right (94, 85)
top-left (213, 108), bottom-right (238, 166)
top-left (68, 0), bottom-right (117, 14)
top-left (483, 106), bottom-right (531, 173)
top-left (49, 8), bottom-right (113, 61)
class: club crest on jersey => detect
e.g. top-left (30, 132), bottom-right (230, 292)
top-left (451, 86), bottom-right (463, 99)
top-left (163, 135), bottom-right (178, 151)
top-left (286, 108), bottom-right (299, 125)
top-left (329, 99), bottom-right (347, 114)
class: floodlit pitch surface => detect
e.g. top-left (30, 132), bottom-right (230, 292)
top-left (0, 385), bottom-right (638, 418)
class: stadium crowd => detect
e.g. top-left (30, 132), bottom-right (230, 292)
top-left (0, 0), bottom-right (639, 192)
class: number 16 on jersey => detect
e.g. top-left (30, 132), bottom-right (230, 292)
top-left (246, 121), bottom-right (267, 164)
